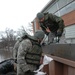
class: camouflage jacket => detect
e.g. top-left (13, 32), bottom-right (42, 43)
top-left (25, 40), bottom-right (42, 65)
top-left (17, 39), bottom-right (41, 73)
top-left (39, 12), bottom-right (64, 35)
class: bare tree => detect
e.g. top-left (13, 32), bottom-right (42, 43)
top-left (16, 26), bottom-right (27, 37)
top-left (26, 23), bottom-right (33, 35)
top-left (0, 28), bottom-right (16, 49)
top-left (17, 24), bottom-right (33, 37)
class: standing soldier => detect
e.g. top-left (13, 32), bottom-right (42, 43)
top-left (17, 30), bottom-right (45, 75)
top-left (37, 12), bottom-right (64, 43)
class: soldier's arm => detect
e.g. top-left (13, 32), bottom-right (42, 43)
top-left (17, 39), bottom-right (32, 72)
top-left (13, 40), bottom-right (20, 62)
top-left (40, 23), bottom-right (49, 35)
top-left (49, 13), bottom-right (64, 32)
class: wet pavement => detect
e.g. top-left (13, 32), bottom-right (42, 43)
top-left (0, 49), bottom-right (13, 62)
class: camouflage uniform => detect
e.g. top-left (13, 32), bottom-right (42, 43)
top-left (17, 39), bottom-right (37, 75)
top-left (37, 12), bottom-right (65, 43)
top-left (17, 30), bottom-right (45, 75)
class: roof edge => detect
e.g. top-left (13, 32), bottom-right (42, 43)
top-left (41, 0), bottom-right (57, 12)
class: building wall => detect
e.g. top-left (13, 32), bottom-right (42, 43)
top-left (32, 18), bottom-right (41, 33)
top-left (65, 24), bottom-right (75, 44)
top-left (62, 10), bottom-right (75, 26)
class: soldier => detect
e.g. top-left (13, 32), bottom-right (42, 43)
top-left (13, 32), bottom-right (30, 63)
top-left (17, 30), bottom-right (45, 75)
top-left (37, 12), bottom-right (64, 43)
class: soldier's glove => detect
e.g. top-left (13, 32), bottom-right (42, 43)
top-left (46, 32), bottom-right (49, 36)
top-left (41, 42), bottom-right (46, 46)
top-left (56, 30), bottom-right (62, 37)
top-left (25, 70), bottom-right (36, 75)
top-left (14, 59), bottom-right (17, 63)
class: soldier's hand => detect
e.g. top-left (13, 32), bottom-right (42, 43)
top-left (40, 57), bottom-right (43, 64)
top-left (46, 27), bottom-right (50, 32)
top-left (25, 70), bottom-right (35, 75)
top-left (14, 63), bottom-right (17, 71)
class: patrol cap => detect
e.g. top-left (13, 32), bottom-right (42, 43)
top-left (37, 12), bottom-right (44, 20)
top-left (28, 30), bottom-right (45, 41)
top-left (21, 30), bottom-right (45, 41)
top-left (34, 30), bottom-right (45, 40)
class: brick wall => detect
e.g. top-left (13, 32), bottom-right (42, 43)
top-left (62, 10), bottom-right (75, 26)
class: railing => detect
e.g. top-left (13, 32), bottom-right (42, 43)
top-left (42, 54), bottom-right (75, 75)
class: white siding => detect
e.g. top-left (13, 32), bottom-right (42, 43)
top-left (65, 25), bottom-right (75, 43)
top-left (57, 0), bottom-right (67, 9)
top-left (58, 1), bottom-right (75, 16)
top-left (65, 25), bottom-right (75, 38)
top-left (47, 3), bottom-right (57, 13)
top-left (44, 0), bottom-right (75, 16)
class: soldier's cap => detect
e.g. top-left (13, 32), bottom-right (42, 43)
top-left (21, 30), bottom-right (45, 41)
top-left (33, 30), bottom-right (45, 40)
top-left (37, 12), bottom-right (44, 20)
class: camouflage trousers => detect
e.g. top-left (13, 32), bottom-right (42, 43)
top-left (48, 32), bottom-right (56, 43)
top-left (17, 64), bottom-right (35, 75)
top-left (48, 32), bottom-right (66, 44)
top-left (17, 64), bottom-right (24, 75)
